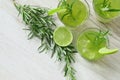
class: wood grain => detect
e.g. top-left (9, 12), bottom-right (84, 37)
top-left (0, 0), bottom-right (120, 80)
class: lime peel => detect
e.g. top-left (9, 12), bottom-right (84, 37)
top-left (48, 7), bottom-right (66, 15)
top-left (99, 47), bottom-right (118, 55)
top-left (53, 27), bottom-right (73, 47)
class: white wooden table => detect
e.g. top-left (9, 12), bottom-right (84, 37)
top-left (0, 0), bottom-right (120, 80)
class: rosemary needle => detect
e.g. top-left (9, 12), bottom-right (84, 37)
top-left (13, 1), bottom-right (77, 80)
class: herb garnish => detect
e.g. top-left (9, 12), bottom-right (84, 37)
top-left (93, 30), bottom-right (109, 47)
top-left (48, 0), bottom-right (76, 20)
top-left (85, 30), bottom-right (109, 48)
top-left (101, 0), bottom-right (120, 12)
top-left (13, 1), bottom-right (77, 80)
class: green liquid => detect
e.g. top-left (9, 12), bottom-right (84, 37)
top-left (93, 0), bottom-right (120, 21)
top-left (77, 29), bottom-right (107, 60)
top-left (57, 0), bottom-right (88, 28)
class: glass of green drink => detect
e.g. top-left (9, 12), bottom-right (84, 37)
top-left (76, 28), bottom-right (118, 60)
top-left (57, 0), bottom-right (89, 28)
top-left (93, 0), bottom-right (120, 23)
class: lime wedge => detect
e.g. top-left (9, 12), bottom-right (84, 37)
top-left (99, 47), bottom-right (118, 55)
top-left (53, 27), bottom-right (73, 46)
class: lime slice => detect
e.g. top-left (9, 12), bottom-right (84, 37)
top-left (53, 27), bottom-right (73, 46)
top-left (99, 47), bottom-right (118, 55)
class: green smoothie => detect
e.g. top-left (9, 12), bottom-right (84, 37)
top-left (93, 0), bottom-right (120, 22)
top-left (77, 29), bottom-right (108, 60)
top-left (57, 0), bottom-right (89, 28)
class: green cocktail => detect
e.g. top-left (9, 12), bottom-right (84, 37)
top-left (57, 0), bottom-right (89, 28)
top-left (76, 28), bottom-right (118, 60)
top-left (77, 28), bottom-right (118, 60)
top-left (93, 0), bottom-right (120, 22)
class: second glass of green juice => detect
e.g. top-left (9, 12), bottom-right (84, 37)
top-left (77, 28), bottom-right (109, 60)
top-left (93, 0), bottom-right (120, 23)
top-left (57, 0), bottom-right (89, 28)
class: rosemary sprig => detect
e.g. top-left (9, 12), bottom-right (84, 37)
top-left (60, 0), bottom-right (76, 20)
top-left (85, 30), bottom-right (109, 48)
top-left (13, 1), bottom-right (77, 80)
top-left (14, 2), bottom-right (55, 52)
top-left (54, 44), bottom-right (77, 80)
top-left (101, 0), bottom-right (120, 12)
top-left (93, 30), bottom-right (109, 47)
top-left (48, 0), bottom-right (76, 20)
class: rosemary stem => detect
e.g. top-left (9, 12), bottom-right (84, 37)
top-left (14, 2), bottom-right (77, 80)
